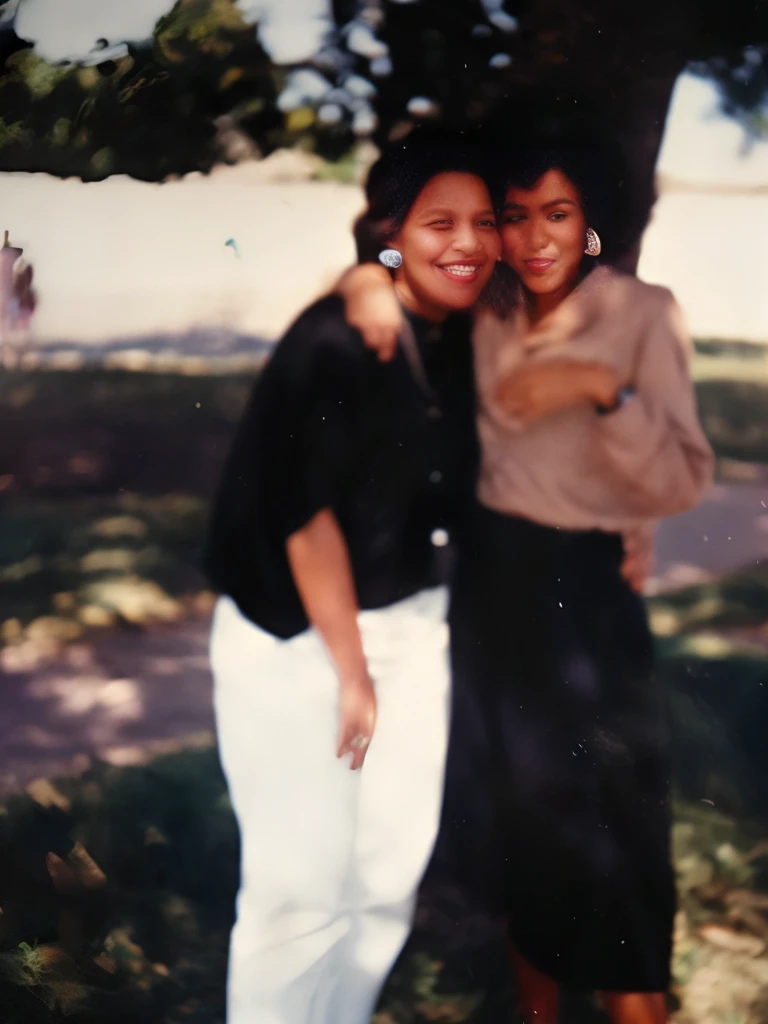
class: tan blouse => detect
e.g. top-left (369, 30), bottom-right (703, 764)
top-left (473, 265), bottom-right (714, 532)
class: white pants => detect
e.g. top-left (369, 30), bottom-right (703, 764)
top-left (210, 587), bottom-right (450, 1024)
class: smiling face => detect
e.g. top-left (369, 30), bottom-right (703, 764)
top-left (499, 168), bottom-right (588, 309)
top-left (388, 171), bottom-right (501, 322)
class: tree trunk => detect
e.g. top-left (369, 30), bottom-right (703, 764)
top-left (499, 0), bottom-right (688, 273)
top-left (603, 66), bottom-right (686, 274)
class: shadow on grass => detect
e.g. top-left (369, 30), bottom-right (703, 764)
top-left (0, 357), bottom-right (766, 499)
top-left (0, 493), bottom-right (210, 638)
top-left (2, 741), bottom-right (768, 1023)
top-left (0, 370), bottom-right (253, 497)
top-left (0, 559), bottom-right (766, 1020)
top-left (0, 749), bottom-right (237, 1024)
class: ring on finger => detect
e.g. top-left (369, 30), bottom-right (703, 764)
top-left (350, 734), bottom-right (370, 751)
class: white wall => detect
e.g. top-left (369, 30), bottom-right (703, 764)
top-left (637, 73), bottom-right (768, 343)
top-left (4, 70), bottom-right (768, 351)
top-left (2, 165), bottom-right (364, 347)
top-left (638, 188), bottom-right (768, 343)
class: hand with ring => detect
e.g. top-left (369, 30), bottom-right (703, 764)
top-left (337, 674), bottom-right (376, 771)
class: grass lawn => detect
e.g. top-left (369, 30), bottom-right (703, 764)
top-left (1, 747), bottom-right (767, 1023)
top-left (693, 339), bottom-right (768, 465)
top-left (0, 337), bottom-right (766, 642)
top-left (0, 494), bottom-right (210, 646)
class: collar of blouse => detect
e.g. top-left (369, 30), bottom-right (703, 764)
top-left (515, 264), bottom-right (618, 352)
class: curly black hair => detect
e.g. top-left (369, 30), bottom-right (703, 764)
top-left (498, 135), bottom-right (637, 266)
top-left (481, 84), bottom-right (653, 271)
top-left (474, 110), bottom-right (655, 317)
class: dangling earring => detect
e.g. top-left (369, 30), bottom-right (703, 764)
top-left (378, 248), bottom-right (402, 269)
top-left (584, 228), bottom-right (601, 257)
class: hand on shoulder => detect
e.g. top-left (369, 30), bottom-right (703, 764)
top-left (336, 263), bottom-right (403, 362)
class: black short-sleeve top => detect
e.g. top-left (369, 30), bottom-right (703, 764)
top-left (203, 294), bottom-right (477, 639)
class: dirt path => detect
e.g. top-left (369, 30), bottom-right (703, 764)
top-left (0, 614), bottom-right (216, 796)
top-left (1, 477), bottom-right (766, 796)
top-left (651, 477), bottom-right (768, 591)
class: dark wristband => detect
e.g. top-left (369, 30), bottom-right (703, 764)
top-left (596, 386), bottom-right (635, 416)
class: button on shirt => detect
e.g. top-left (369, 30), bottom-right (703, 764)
top-left (204, 295), bottom-right (477, 639)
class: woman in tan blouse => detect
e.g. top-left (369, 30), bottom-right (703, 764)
top-left (338, 134), bottom-right (713, 1024)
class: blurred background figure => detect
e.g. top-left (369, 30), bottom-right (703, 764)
top-left (0, 229), bottom-right (36, 368)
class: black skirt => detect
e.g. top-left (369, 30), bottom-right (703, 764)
top-left (436, 505), bottom-right (676, 993)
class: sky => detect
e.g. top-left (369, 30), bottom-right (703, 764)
top-left (13, 0), bottom-right (177, 65)
top-left (658, 72), bottom-right (768, 187)
top-left (12, 0), bottom-right (334, 66)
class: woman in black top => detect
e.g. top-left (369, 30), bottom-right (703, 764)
top-left (204, 131), bottom-right (501, 1024)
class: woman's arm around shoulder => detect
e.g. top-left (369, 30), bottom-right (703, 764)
top-left (334, 263), bottom-right (403, 361)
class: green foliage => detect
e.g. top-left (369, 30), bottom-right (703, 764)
top-left (152, 0), bottom-right (248, 64)
top-left (0, 493), bottom-right (211, 641)
top-left (5, 49), bottom-right (71, 100)
top-left (691, 340), bottom-right (768, 464)
top-left (0, 0), bottom-right (277, 180)
top-left (311, 147), bottom-right (363, 184)
top-left (49, 116), bottom-right (70, 146)
top-left (0, 116), bottom-right (28, 148)
top-left (0, 748), bottom-right (237, 1022)
top-left (90, 146), bottom-right (114, 174)
top-left (0, 0), bottom-right (763, 180)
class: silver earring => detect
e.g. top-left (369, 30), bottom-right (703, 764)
top-left (584, 228), bottom-right (601, 257)
top-left (378, 248), bottom-right (402, 269)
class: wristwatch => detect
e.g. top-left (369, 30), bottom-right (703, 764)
top-left (596, 386), bottom-right (635, 416)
